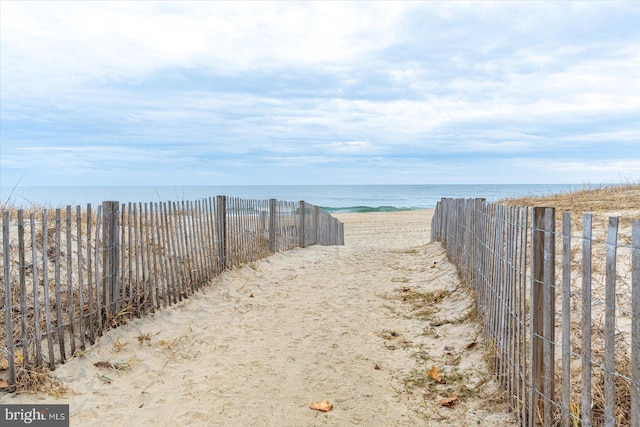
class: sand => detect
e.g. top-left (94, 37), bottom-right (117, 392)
top-left (3, 210), bottom-right (516, 426)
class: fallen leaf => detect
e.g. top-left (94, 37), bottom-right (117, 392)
top-left (249, 293), bottom-right (254, 298)
top-left (465, 340), bottom-right (477, 350)
top-left (444, 345), bottom-right (454, 351)
top-left (93, 361), bottom-right (131, 371)
top-left (0, 379), bottom-right (10, 389)
top-left (429, 365), bottom-right (445, 384)
top-left (94, 361), bottom-right (112, 369)
top-left (440, 396), bottom-right (458, 407)
top-left (374, 364), bottom-right (381, 370)
top-left (309, 400), bottom-right (333, 412)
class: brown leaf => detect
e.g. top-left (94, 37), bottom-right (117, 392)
top-left (429, 365), bottom-right (445, 384)
top-left (309, 400), bottom-right (333, 412)
top-left (440, 396), bottom-right (458, 407)
top-left (94, 361), bottom-right (112, 369)
top-left (0, 379), bottom-right (10, 389)
top-left (465, 340), bottom-right (477, 350)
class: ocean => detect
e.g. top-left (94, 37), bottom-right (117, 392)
top-left (0, 184), bottom-right (594, 212)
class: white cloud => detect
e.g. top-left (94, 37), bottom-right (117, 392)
top-left (1, 1), bottom-right (639, 185)
top-left (0, 2), bottom-right (410, 96)
top-left (547, 160), bottom-right (640, 174)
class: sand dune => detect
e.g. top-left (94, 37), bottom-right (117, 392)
top-left (4, 210), bottom-right (515, 426)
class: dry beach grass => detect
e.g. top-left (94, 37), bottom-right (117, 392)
top-left (501, 183), bottom-right (639, 425)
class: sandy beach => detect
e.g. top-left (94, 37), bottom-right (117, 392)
top-left (3, 210), bottom-right (516, 426)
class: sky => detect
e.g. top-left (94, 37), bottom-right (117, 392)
top-left (1, 1), bottom-right (639, 187)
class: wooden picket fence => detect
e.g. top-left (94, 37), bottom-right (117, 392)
top-left (0, 196), bottom-right (344, 387)
top-left (431, 198), bottom-right (639, 427)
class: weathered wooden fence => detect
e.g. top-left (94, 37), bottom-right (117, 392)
top-left (431, 198), bottom-right (638, 427)
top-left (0, 196), bottom-right (344, 387)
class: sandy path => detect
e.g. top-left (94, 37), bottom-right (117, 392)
top-left (4, 210), bottom-right (516, 426)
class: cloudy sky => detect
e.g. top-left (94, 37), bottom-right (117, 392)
top-left (1, 1), bottom-right (639, 186)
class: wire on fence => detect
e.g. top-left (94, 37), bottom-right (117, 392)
top-left (431, 197), bottom-right (638, 427)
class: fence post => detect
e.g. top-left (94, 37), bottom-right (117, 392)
top-left (102, 201), bottom-right (119, 324)
top-left (542, 207), bottom-right (556, 426)
top-left (216, 196), bottom-right (227, 271)
top-left (529, 206), bottom-right (550, 426)
top-left (313, 205), bottom-right (319, 245)
top-left (269, 199), bottom-right (277, 253)
top-left (299, 201), bottom-right (306, 248)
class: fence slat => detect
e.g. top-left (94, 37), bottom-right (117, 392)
top-left (165, 202), bottom-right (179, 304)
top-left (54, 209), bottom-right (66, 363)
top-left (160, 202), bottom-right (175, 305)
top-left (215, 196), bottom-right (226, 272)
top-left (127, 203), bottom-right (134, 317)
top-left (142, 203), bottom-right (152, 312)
top-left (268, 198), bottom-right (276, 253)
top-left (30, 213), bottom-right (43, 366)
top-left (76, 206), bottom-right (86, 351)
top-left (152, 202), bottom-right (166, 308)
top-left (65, 206), bottom-right (76, 357)
top-left (3, 210), bottom-right (16, 384)
top-left (561, 212), bottom-right (571, 427)
top-left (102, 201), bottom-right (119, 323)
top-left (41, 209), bottom-right (56, 368)
top-left (603, 217), bottom-right (618, 427)
top-left (17, 210), bottom-right (30, 367)
top-left (543, 207), bottom-right (556, 426)
top-left (119, 205), bottom-right (126, 316)
top-left (631, 220), bottom-right (639, 427)
top-left (519, 206), bottom-right (529, 425)
top-left (581, 213), bottom-right (593, 426)
top-left (530, 206), bottom-right (546, 426)
top-left (94, 205), bottom-right (103, 335)
top-left (86, 204), bottom-right (95, 343)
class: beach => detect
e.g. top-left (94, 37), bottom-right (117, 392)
top-left (3, 210), bottom-right (516, 426)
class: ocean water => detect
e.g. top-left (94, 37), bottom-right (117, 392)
top-left (0, 184), bottom-right (595, 212)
